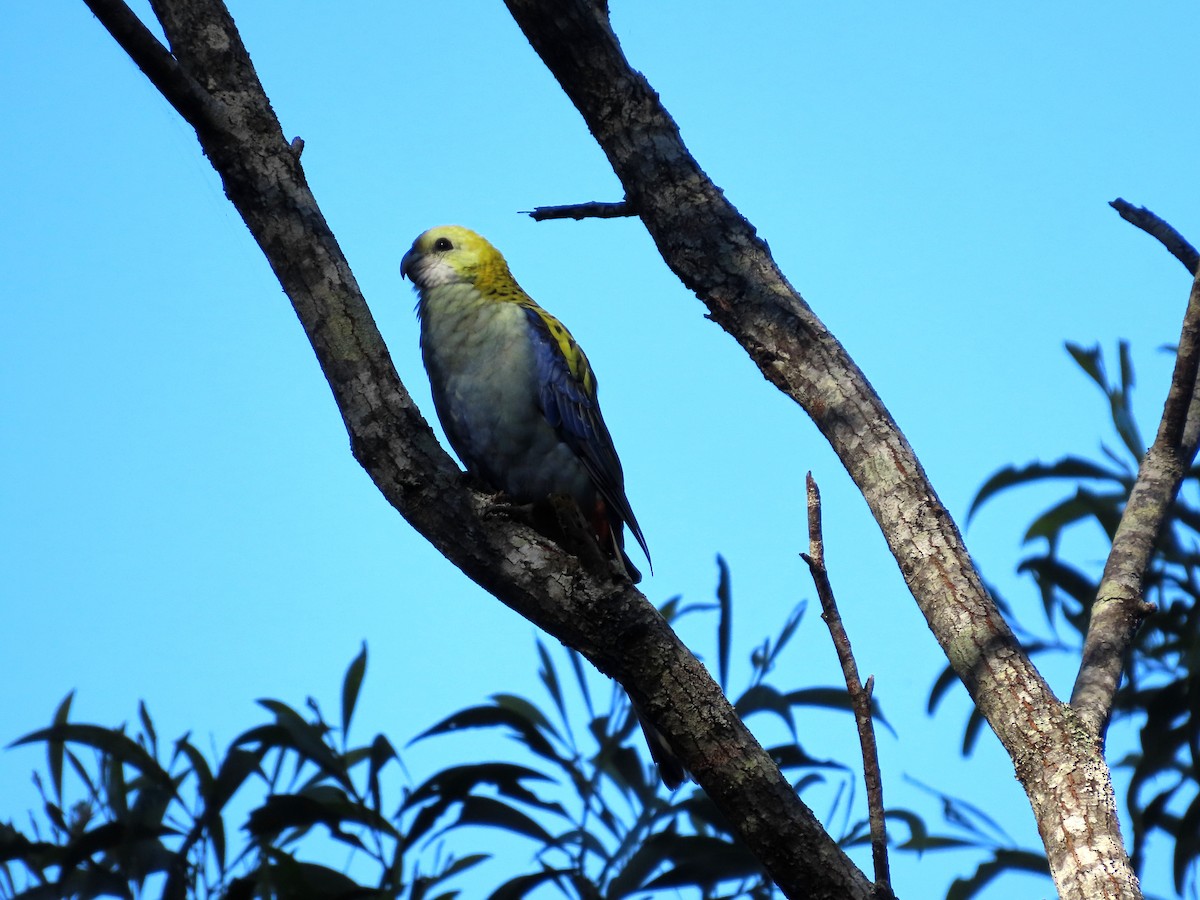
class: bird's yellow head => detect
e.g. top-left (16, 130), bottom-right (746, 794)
top-left (400, 225), bottom-right (520, 298)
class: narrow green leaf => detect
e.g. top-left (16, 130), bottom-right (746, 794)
top-left (602, 743), bottom-right (655, 795)
top-left (750, 600), bottom-right (807, 683)
top-left (772, 600), bottom-right (807, 659)
top-left (962, 707), bottom-right (987, 756)
top-left (252, 700), bottom-right (352, 791)
top-left (1173, 791), bottom-right (1200, 892)
top-left (641, 833), bottom-right (765, 889)
top-left (59, 821), bottom-right (176, 869)
top-left (1016, 555), bottom-right (1098, 630)
top-left (194, 745), bottom-right (262, 873)
top-left (968, 458), bottom-right (1121, 522)
top-left (12, 723), bottom-right (175, 791)
top-left (103, 754), bottom-right (128, 818)
top-left (1022, 488), bottom-right (1126, 544)
top-left (137, 701), bottom-right (157, 758)
top-left (340, 642), bottom-right (368, 740)
top-left (939, 784), bottom-right (1014, 844)
top-left (947, 849), bottom-right (1050, 900)
top-left (438, 852), bottom-right (490, 881)
top-left (535, 640), bottom-right (566, 723)
top-left (656, 594), bottom-right (683, 622)
top-left (50, 692), bottom-right (74, 803)
top-left (442, 796), bottom-right (555, 844)
top-left (734, 684), bottom-right (795, 736)
top-left (245, 789), bottom-right (398, 841)
top-left (1065, 341), bottom-right (1105, 388)
top-left (410, 700), bottom-right (562, 763)
top-left (367, 734), bottom-right (398, 812)
top-left (264, 855), bottom-right (365, 898)
top-left (210, 747), bottom-right (263, 814)
top-left (487, 869), bottom-right (569, 900)
top-left (174, 736), bottom-right (215, 802)
top-left (783, 686), bottom-right (894, 733)
top-left (883, 808), bottom-right (927, 845)
top-left (492, 694), bottom-right (557, 736)
top-left (927, 665), bottom-right (961, 714)
top-left (565, 647), bottom-right (594, 719)
top-left (608, 829), bottom-right (675, 894)
top-left (1117, 339), bottom-right (1135, 395)
top-left (405, 763), bottom-right (559, 814)
top-left (64, 748), bottom-right (96, 800)
top-left (43, 800), bottom-right (67, 832)
top-left (766, 744), bottom-right (839, 771)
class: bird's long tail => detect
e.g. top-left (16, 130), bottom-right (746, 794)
top-left (629, 695), bottom-right (687, 790)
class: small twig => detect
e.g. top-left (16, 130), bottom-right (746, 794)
top-left (524, 200), bottom-right (635, 221)
top-left (800, 473), bottom-right (892, 896)
top-left (1110, 199), bottom-right (1200, 460)
top-left (1110, 199), bottom-right (1200, 276)
top-left (1072, 212), bottom-right (1200, 735)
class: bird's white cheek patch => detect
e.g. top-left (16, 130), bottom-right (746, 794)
top-left (417, 258), bottom-right (464, 289)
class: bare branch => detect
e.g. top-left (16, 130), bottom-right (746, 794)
top-left (1110, 199), bottom-right (1200, 275)
top-left (801, 474), bottom-right (892, 896)
top-left (525, 200), bottom-right (634, 221)
top-left (1072, 257), bottom-right (1200, 734)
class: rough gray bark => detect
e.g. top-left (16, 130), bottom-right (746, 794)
top-left (501, 1), bottom-right (1152, 897)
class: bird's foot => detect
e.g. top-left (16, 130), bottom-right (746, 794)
top-left (485, 496), bottom-right (536, 526)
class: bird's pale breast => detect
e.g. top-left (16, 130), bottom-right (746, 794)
top-left (420, 285), bottom-right (594, 504)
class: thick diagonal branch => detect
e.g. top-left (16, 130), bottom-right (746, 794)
top-left (83, 0), bottom-right (871, 896)
top-left (503, 1), bottom-right (1141, 897)
top-left (1110, 199), bottom-right (1200, 275)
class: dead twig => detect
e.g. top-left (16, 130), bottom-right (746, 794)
top-left (524, 200), bottom-right (635, 221)
top-left (1110, 199), bottom-right (1199, 276)
top-left (801, 473), bottom-right (892, 896)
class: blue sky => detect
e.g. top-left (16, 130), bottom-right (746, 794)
top-left (3, 3), bottom-right (1197, 897)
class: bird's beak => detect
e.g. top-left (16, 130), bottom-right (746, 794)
top-left (400, 247), bottom-right (417, 282)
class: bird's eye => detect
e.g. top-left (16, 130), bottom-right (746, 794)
top-left (433, 237), bottom-right (453, 252)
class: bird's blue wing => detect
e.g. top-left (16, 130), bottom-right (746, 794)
top-left (522, 306), bottom-right (651, 567)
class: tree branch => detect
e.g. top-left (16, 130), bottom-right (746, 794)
top-left (801, 474), bottom-right (891, 896)
top-left (1108, 199), bottom-right (1200, 486)
top-left (525, 199), bottom-right (635, 221)
top-left (82, 0), bottom-right (225, 131)
top-left (502, 1), bottom-right (1141, 896)
top-left (85, 1), bottom-right (872, 897)
top-left (1110, 199), bottom-right (1200, 276)
top-left (1072, 213), bottom-right (1200, 734)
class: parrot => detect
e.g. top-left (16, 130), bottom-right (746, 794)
top-left (399, 224), bottom-right (651, 581)
top-left (400, 225), bottom-right (685, 789)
